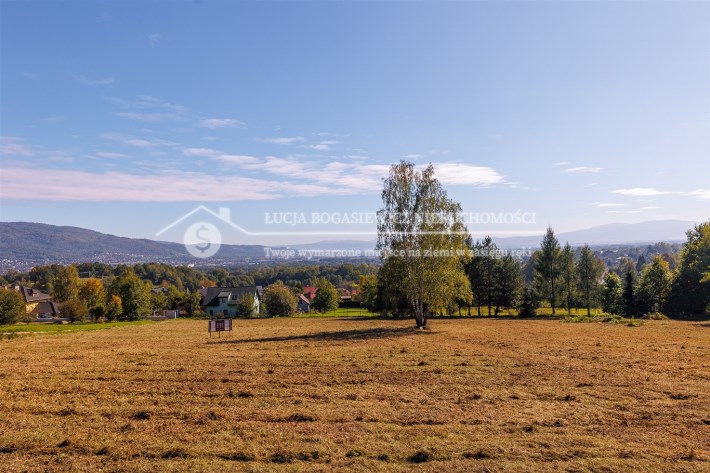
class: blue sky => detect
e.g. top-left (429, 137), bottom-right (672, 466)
top-left (1, 1), bottom-right (708, 245)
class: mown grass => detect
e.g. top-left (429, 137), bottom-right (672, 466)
top-left (296, 307), bottom-right (377, 318)
top-left (0, 320), bottom-right (155, 334)
top-left (0, 317), bottom-right (707, 472)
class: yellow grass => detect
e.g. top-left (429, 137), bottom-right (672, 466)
top-left (0, 317), bottom-right (708, 472)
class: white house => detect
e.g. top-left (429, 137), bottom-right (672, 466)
top-left (201, 286), bottom-right (261, 317)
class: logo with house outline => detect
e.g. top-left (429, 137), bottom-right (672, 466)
top-left (156, 206), bottom-right (245, 259)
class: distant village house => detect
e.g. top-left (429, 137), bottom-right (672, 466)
top-left (200, 286), bottom-right (261, 317)
top-left (5, 285), bottom-right (61, 319)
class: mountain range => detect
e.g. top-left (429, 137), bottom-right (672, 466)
top-left (288, 220), bottom-right (696, 251)
top-left (0, 220), bottom-right (697, 272)
top-left (0, 222), bottom-right (271, 271)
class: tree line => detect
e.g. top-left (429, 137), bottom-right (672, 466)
top-left (359, 161), bottom-right (709, 325)
top-left (0, 261), bottom-right (365, 323)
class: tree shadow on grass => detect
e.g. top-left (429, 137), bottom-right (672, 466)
top-left (214, 326), bottom-right (430, 344)
top-left (331, 315), bottom-right (561, 322)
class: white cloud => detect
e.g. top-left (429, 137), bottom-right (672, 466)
top-left (403, 154), bottom-right (423, 159)
top-left (0, 142), bottom-right (33, 157)
top-left (612, 188), bottom-right (670, 196)
top-left (126, 139), bottom-right (156, 148)
top-left (607, 210), bottom-right (642, 214)
top-left (611, 187), bottom-right (709, 200)
top-left (183, 147), bottom-right (220, 158)
top-left (134, 95), bottom-right (187, 114)
top-left (241, 159), bottom-right (504, 191)
top-left (148, 33), bottom-right (161, 44)
top-left (249, 156), bottom-right (305, 176)
top-left (106, 95), bottom-right (188, 122)
top-left (303, 140), bottom-right (340, 151)
top-left (198, 118), bottom-right (245, 129)
top-left (76, 75), bottom-right (115, 86)
top-left (1, 141), bottom-right (510, 201)
top-left (47, 155), bottom-right (74, 163)
top-left (101, 132), bottom-right (179, 148)
top-left (215, 155), bottom-right (261, 165)
top-left (564, 166), bottom-right (603, 173)
top-left (95, 151), bottom-right (130, 159)
top-left (183, 148), bottom-right (261, 166)
top-left (0, 167), bottom-right (343, 201)
top-left (592, 202), bottom-right (623, 208)
top-left (115, 111), bottom-right (179, 122)
top-left (553, 161), bottom-right (569, 166)
top-left (0, 167), bottom-right (275, 201)
top-left (431, 163), bottom-right (505, 186)
top-left (258, 136), bottom-right (305, 145)
top-left (685, 189), bottom-right (710, 200)
top-left (641, 206), bottom-right (661, 210)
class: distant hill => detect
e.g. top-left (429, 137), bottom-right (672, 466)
top-left (289, 220), bottom-right (697, 251)
top-left (0, 222), bottom-right (270, 270)
top-left (289, 240), bottom-right (377, 251)
top-left (492, 220), bottom-right (697, 249)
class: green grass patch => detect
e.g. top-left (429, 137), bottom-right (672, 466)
top-left (535, 306), bottom-right (606, 316)
top-left (0, 320), bottom-right (156, 334)
top-left (295, 307), bottom-right (377, 318)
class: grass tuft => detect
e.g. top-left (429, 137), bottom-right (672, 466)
top-left (407, 450), bottom-right (432, 463)
top-left (160, 448), bottom-right (190, 459)
top-left (270, 451), bottom-right (294, 463)
top-left (131, 410), bottom-right (151, 420)
top-left (284, 413), bottom-right (316, 422)
top-left (345, 449), bottom-right (364, 458)
top-left (464, 450), bottom-right (491, 460)
top-left (218, 452), bottom-right (255, 462)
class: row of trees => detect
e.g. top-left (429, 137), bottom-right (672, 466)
top-left (532, 230), bottom-right (605, 316)
top-left (601, 223), bottom-right (710, 318)
top-left (0, 266), bottom-right (206, 325)
top-left (3, 262), bottom-right (379, 300)
top-left (365, 161), bottom-right (609, 324)
top-left (365, 161), bottom-right (710, 323)
top-left (0, 258), bottom-right (361, 323)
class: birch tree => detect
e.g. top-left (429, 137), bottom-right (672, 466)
top-left (376, 161), bottom-right (472, 328)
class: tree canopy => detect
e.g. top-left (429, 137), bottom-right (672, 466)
top-left (376, 161), bottom-right (472, 327)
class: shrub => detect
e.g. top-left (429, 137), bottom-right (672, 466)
top-left (517, 287), bottom-right (538, 317)
top-left (263, 283), bottom-right (297, 317)
top-left (61, 299), bottom-right (89, 323)
top-left (643, 312), bottom-right (669, 320)
top-left (0, 289), bottom-right (25, 325)
top-left (235, 294), bottom-right (256, 317)
top-left (311, 278), bottom-right (340, 313)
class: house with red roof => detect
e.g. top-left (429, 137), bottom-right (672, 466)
top-left (302, 285), bottom-right (317, 301)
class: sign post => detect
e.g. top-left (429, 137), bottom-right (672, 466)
top-left (208, 319), bottom-right (232, 338)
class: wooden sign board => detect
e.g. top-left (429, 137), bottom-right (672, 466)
top-left (208, 319), bottom-right (232, 338)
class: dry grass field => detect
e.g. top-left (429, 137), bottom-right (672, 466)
top-left (0, 317), bottom-right (708, 472)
